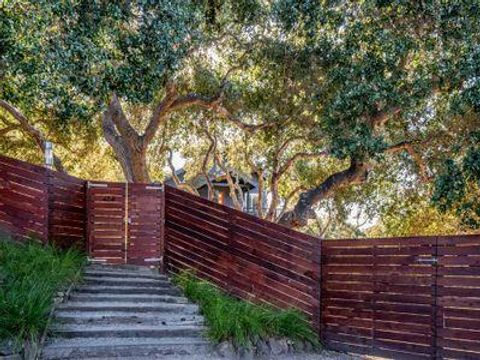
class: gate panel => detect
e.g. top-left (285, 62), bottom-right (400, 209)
top-left (87, 182), bottom-right (126, 264)
top-left (436, 235), bottom-right (480, 360)
top-left (127, 184), bottom-right (163, 266)
top-left (321, 237), bottom-right (437, 359)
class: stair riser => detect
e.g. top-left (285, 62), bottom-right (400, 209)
top-left (54, 328), bottom-right (204, 339)
top-left (69, 296), bottom-right (188, 303)
top-left (83, 272), bottom-right (167, 280)
top-left (41, 344), bottom-right (210, 360)
top-left (55, 318), bottom-right (204, 326)
top-left (57, 306), bottom-right (199, 314)
top-left (76, 287), bottom-right (180, 295)
top-left (42, 265), bottom-right (207, 360)
top-left (83, 280), bottom-right (170, 288)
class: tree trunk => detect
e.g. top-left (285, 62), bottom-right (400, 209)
top-left (278, 159), bottom-right (370, 228)
top-left (112, 142), bottom-right (150, 183)
top-left (101, 96), bottom-right (151, 183)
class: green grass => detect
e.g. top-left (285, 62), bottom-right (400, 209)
top-left (172, 270), bottom-right (319, 348)
top-left (0, 236), bottom-right (85, 346)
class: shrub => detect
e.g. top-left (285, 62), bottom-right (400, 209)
top-left (0, 237), bottom-right (84, 346)
top-left (172, 270), bottom-right (319, 347)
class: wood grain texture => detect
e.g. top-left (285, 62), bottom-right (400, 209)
top-left (1, 155), bottom-right (479, 360)
top-left (322, 235), bottom-right (480, 360)
top-left (164, 185), bottom-right (321, 327)
top-left (0, 155), bottom-right (86, 247)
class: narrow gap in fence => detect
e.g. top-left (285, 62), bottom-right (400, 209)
top-left (372, 243), bottom-right (377, 355)
top-left (124, 182), bottom-right (129, 265)
top-left (432, 236), bottom-right (439, 360)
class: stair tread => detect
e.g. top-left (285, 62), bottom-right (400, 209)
top-left (71, 292), bottom-right (187, 300)
top-left (54, 324), bottom-right (205, 331)
top-left (83, 276), bottom-right (169, 283)
top-left (42, 266), bottom-right (208, 360)
top-left (54, 311), bottom-right (202, 319)
top-left (58, 301), bottom-right (197, 308)
top-left (76, 285), bottom-right (180, 294)
top-left (70, 294), bottom-right (188, 302)
top-left (44, 337), bottom-right (209, 348)
top-left (84, 268), bottom-right (167, 278)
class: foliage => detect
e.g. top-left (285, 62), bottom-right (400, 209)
top-left (0, 237), bottom-right (85, 346)
top-left (432, 131), bottom-right (480, 229)
top-left (1, 1), bottom-right (201, 120)
top-left (172, 270), bottom-right (319, 347)
top-left (2, 0), bottom-right (480, 231)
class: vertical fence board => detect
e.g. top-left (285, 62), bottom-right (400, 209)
top-left (436, 235), bottom-right (480, 360)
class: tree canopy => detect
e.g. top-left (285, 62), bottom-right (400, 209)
top-left (1, 0), bottom-right (479, 234)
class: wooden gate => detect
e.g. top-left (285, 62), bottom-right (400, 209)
top-left (87, 182), bottom-right (164, 266)
top-left (321, 235), bottom-right (480, 359)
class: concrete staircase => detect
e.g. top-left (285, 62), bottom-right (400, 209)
top-left (41, 264), bottom-right (210, 359)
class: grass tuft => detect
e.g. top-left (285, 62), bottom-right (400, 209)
top-left (172, 270), bottom-right (319, 347)
top-left (0, 237), bottom-right (85, 346)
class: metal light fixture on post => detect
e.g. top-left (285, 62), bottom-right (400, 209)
top-left (45, 141), bottom-right (54, 170)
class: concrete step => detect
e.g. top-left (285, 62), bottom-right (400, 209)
top-left (75, 285), bottom-right (181, 295)
top-left (83, 270), bottom-right (167, 280)
top-left (86, 264), bottom-right (158, 273)
top-left (82, 276), bottom-right (170, 287)
top-left (41, 337), bottom-right (210, 359)
top-left (69, 293), bottom-right (188, 304)
top-left (54, 311), bottom-right (204, 326)
top-left (53, 324), bottom-right (205, 338)
top-left (56, 301), bottom-right (199, 314)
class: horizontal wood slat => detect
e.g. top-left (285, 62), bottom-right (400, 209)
top-left (322, 235), bottom-right (480, 360)
top-left (2, 155), bottom-right (480, 360)
top-left (164, 185), bottom-right (321, 329)
top-left (436, 235), bottom-right (480, 360)
top-left (0, 155), bottom-right (86, 248)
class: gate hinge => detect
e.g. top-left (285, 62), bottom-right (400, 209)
top-left (145, 185), bottom-right (163, 190)
top-left (88, 182), bottom-right (108, 188)
top-left (417, 257), bottom-right (438, 264)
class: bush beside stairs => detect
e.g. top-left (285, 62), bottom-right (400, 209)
top-left (40, 264), bottom-right (210, 359)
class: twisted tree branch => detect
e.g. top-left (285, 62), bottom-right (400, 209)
top-left (0, 100), bottom-right (66, 173)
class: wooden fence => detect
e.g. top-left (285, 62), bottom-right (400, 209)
top-left (164, 185), bottom-right (321, 328)
top-left (0, 155), bottom-right (86, 249)
top-left (1, 154), bottom-right (479, 359)
top-left (322, 235), bottom-right (480, 360)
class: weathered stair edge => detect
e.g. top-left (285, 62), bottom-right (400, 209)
top-left (41, 338), bottom-right (211, 359)
top-left (34, 267), bottom-right (84, 360)
top-left (40, 264), bottom-right (211, 360)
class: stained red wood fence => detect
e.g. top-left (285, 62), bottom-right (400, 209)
top-left (1, 154), bottom-right (479, 359)
top-left (164, 185), bottom-right (321, 328)
top-left (0, 155), bottom-right (86, 249)
top-left (322, 235), bottom-right (480, 360)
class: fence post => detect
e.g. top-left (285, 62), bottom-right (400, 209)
top-left (226, 207), bottom-right (236, 294)
top-left (44, 141), bottom-right (54, 245)
top-left (313, 237), bottom-right (322, 334)
top-left (44, 168), bottom-right (53, 246)
top-left (432, 236), bottom-right (439, 360)
top-left (159, 184), bottom-right (167, 273)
